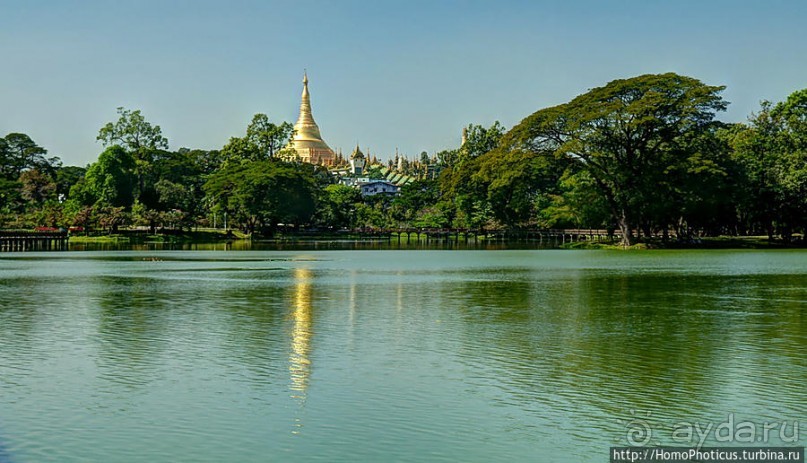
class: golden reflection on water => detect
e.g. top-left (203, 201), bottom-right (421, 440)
top-left (289, 267), bottom-right (313, 435)
top-left (289, 268), bottom-right (313, 400)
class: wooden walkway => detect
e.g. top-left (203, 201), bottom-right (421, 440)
top-left (349, 228), bottom-right (621, 243)
top-left (0, 227), bottom-right (620, 251)
top-left (0, 231), bottom-right (69, 252)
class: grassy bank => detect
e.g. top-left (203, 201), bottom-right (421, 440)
top-left (561, 236), bottom-right (804, 250)
top-left (68, 229), bottom-right (249, 244)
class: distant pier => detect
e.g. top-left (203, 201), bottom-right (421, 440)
top-left (342, 228), bottom-right (623, 244)
top-left (378, 228), bottom-right (621, 244)
top-left (0, 230), bottom-right (69, 252)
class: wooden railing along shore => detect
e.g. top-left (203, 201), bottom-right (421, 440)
top-left (0, 230), bottom-right (69, 252)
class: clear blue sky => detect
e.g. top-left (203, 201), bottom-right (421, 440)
top-left (1, 0), bottom-right (806, 166)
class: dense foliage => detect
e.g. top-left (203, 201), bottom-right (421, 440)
top-left (1, 74), bottom-right (805, 243)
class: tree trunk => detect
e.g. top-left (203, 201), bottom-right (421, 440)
top-left (597, 179), bottom-right (633, 246)
top-left (617, 211), bottom-right (634, 246)
top-left (782, 225), bottom-right (792, 243)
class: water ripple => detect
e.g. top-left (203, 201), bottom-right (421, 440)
top-left (0, 250), bottom-right (805, 461)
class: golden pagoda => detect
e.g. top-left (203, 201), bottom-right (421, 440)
top-left (287, 72), bottom-right (336, 166)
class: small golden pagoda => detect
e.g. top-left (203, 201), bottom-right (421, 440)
top-left (287, 72), bottom-right (336, 166)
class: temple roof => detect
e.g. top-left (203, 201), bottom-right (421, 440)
top-left (351, 143), bottom-right (365, 160)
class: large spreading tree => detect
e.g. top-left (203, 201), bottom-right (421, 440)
top-left (203, 159), bottom-right (318, 234)
top-left (502, 73), bottom-right (728, 245)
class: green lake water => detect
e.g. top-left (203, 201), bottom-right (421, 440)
top-left (0, 249), bottom-right (805, 462)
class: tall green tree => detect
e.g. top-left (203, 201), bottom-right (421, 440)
top-left (204, 160), bottom-right (318, 234)
top-left (770, 89), bottom-right (807, 239)
top-left (434, 121), bottom-right (508, 228)
top-left (388, 179), bottom-right (441, 227)
top-left (97, 107), bottom-right (169, 151)
top-left (245, 113), bottom-right (295, 159)
top-left (0, 177), bottom-right (22, 217)
top-left (317, 184), bottom-right (363, 228)
top-left (220, 114), bottom-right (295, 165)
top-left (436, 148), bottom-right (459, 168)
top-left (728, 89), bottom-right (807, 240)
top-left (503, 73), bottom-right (727, 245)
top-left (458, 121), bottom-right (506, 164)
top-left (97, 107), bottom-right (171, 208)
top-left (150, 149), bottom-right (209, 217)
top-left (155, 179), bottom-right (196, 229)
top-left (0, 133), bottom-right (61, 179)
top-left (474, 147), bottom-right (567, 228)
top-left (439, 159), bottom-right (488, 229)
top-left (75, 146), bottom-right (137, 208)
top-left (55, 166), bottom-right (87, 200)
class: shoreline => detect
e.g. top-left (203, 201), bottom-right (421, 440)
top-left (62, 231), bottom-right (806, 250)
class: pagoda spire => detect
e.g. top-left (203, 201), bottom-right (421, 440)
top-left (286, 71), bottom-right (335, 165)
top-left (294, 71), bottom-right (324, 141)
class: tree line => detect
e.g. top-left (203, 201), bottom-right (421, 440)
top-left (1, 73), bottom-right (805, 245)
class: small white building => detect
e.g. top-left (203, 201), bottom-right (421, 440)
top-left (360, 180), bottom-right (399, 197)
top-left (339, 176), bottom-right (369, 187)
